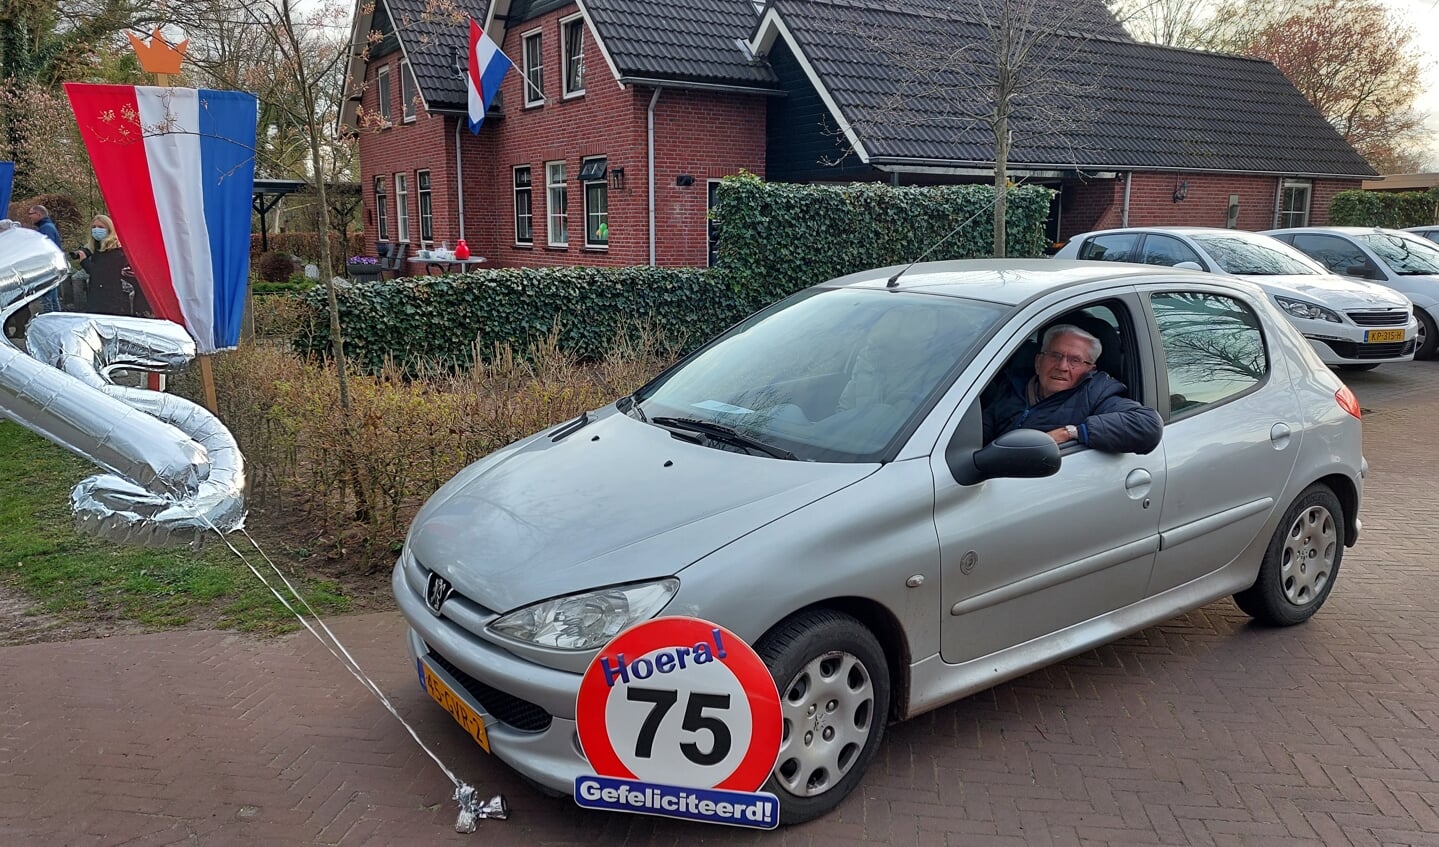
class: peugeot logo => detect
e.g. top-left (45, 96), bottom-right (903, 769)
top-left (426, 573), bottom-right (454, 616)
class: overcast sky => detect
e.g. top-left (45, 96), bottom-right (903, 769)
top-left (1382, 0), bottom-right (1439, 170)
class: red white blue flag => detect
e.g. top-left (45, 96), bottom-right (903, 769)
top-left (468, 18), bottom-right (512, 134)
top-left (64, 83), bottom-right (257, 354)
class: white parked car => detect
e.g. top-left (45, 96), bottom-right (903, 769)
top-left (1054, 227), bottom-right (1417, 369)
top-left (1266, 227), bottom-right (1439, 360)
top-left (1403, 226), bottom-right (1439, 244)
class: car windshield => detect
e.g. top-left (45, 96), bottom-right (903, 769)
top-left (1191, 234), bottom-right (1324, 275)
top-left (633, 287), bottom-right (1007, 462)
top-left (1356, 232), bottom-right (1439, 275)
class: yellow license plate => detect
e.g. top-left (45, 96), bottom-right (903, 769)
top-left (1366, 328), bottom-right (1405, 343)
top-left (422, 662), bottom-right (490, 753)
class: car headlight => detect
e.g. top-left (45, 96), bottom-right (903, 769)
top-left (488, 579), bottom-right (679, 649)
top-left (1275, 296), bottom-right (1341, 323)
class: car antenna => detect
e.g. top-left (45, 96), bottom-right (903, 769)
top-left (886, 203), bottom-right (998, 288)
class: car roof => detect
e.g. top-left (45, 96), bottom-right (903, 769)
top-left (1264, 226), bottom-right (1394, 235)
top-left (821, 258), bottom-right (1226, 306)
top-left (1070, 226), bottom-right (1269, 239)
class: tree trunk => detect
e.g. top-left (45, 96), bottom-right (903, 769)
top-left (993, 111), bottom-right (1009, 259)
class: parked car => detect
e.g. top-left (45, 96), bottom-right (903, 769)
top-left (1265, 227), bottom-right (1439, 360)
top-left (1053, 227), bottom-right (1416, 370)
top-left (1403, 226), bottom-right (1439, 244)
top-left (395, 260), bottom-right (1363, 824)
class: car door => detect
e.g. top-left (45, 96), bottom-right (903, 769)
top-left (1140, 286), bottom-right (1302, 594)
top-left (932, 293), bottom-right (1166, 665)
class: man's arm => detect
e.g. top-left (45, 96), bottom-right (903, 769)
top-left (1080, 395), bottom-right (1163, 454)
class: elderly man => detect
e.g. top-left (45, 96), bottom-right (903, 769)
top-left (983, 324), bottom-right (1162, 454)
top-left (27, 205), bottom-right (64, 314)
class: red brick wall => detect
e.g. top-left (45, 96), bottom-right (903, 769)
top-left (357, 5), bottom-right (767, 270)
top-left (1058, 172), bottom-right (1363, 239)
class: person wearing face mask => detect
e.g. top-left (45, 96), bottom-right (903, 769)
top-left (74, 214), bottom-right (151, 317)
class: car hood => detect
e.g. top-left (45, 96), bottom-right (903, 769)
top-left (407, 407), bottom-right (877, 612)
top-left (1239, 273), bottom-right (1412, 310)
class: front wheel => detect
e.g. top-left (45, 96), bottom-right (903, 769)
top-left (1233, 484), bottom-right (1344, 626)
top-left (756, 610), bottom-right (889, 825)
top-left (1416, 308), bottom-right (1438, 361)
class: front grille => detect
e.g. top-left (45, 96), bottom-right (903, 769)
top-left (426, 647), bottom-right (554, 733)
top-left (1323, 339), bottom-right (1416, 359)
top-left (1347, 309), bottom-right (1410, 326)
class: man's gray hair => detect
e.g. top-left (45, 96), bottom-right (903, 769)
top-left (28, 204), bottom-right (49, 216)
top-left (1042, 324), bottom-right (1101, 363)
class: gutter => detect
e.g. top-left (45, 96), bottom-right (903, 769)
top-left (618, 76), bottom-right (786, 97)
top-left (867, 156), bottom-right (1375, 181)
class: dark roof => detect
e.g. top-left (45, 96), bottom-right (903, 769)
top-left (767, 0), bottom-right (1377, 178)
top-left (377, 0), bottom-right (492, 111)
top-left (580, 0), bottom-right (779, 89)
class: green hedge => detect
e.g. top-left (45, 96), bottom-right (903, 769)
top-left (712, 173), bottom-right (1055, 306)
top-left (296, 176), bottom-right (1055, 371)
top-left (1328, 188), bottom-right (1439, 228)
top-left (295, 266), bottom-right (749, 372)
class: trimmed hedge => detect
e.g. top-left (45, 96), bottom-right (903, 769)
top-left (295, 266), bottom-right (749, 373)
top-left (1328, 188), bottom-right (1439, 228)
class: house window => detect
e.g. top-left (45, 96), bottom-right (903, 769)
top-left (1278, 179), bottom-right (1311, 228)
top-left (561, 16), bottom-right (585, 97)
top-left (376, 66), bottom-right (392, 124)
top-left (417, 170), bottom-right (432, 242)
top-left (395, 173), bottom-right (410, 242)
top-left (522, 31), bottom-right (544, 106)
top-left (581, 157), bottom-right (608, 248)
top-left (514, 166), bottom-right (533, 244)
top-left (375, 176), bottom-right (389, 240)
top-left (400, 60), bottom-right (418, 122)
top-left (707, 179), bottom-right (721, 267)
top-left (546, 161), bottom-right (568, 246)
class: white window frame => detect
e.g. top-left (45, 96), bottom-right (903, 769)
top-left (560, 14), bottom-right (586, 98)
top-left (416, 170), bottom-right (432, 242)
top-left (522, 30), bottom-right (544, 107)
top-left (514, 165), bottom-right (533, 245)
top-left (375, 176), bottom-right (389, 240)
top-left (582, 156), bottom-right (608, 249)
top-left (546, 160), bottom-right (568, 247)
top-left (400, 59), bottom-right (418, 123)
top-left (395, 173), bottom-right (410, 243)
top-left (375, 65), bottom-right (392, 124)
top-left (1278, 178), bottom-right (1312, 228)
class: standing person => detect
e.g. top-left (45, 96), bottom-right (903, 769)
top-left (26, 204), bottom-right (64, 313)
top-left (75, 214), bottom-right (150, 317)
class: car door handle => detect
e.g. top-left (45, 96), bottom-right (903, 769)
top-left (1270, 423), bottom-right (1291, 450)
top-left (1124, 468), bottom-right (1152, 500)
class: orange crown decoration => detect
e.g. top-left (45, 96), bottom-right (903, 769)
top-left (127, 29), bottom-right (189, 76)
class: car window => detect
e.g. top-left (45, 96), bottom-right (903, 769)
top-left (1078, 234), bottom-right (1139, 262)
top-left (1189, 233), bottom-right (1323, 275)
top-left (1139, 234), bottom-right (1204, 268)
top-left (1355, 232), bottom-right (1439, 275)
top-left (1150, 292), bottom-right (1268, 416)
top-left (1289, 234), bottom-right (1379, 278)
top-left (635, 288), bottom-right (1008, 462)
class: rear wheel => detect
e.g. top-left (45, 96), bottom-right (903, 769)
top-left (1233, 484), bottom-right (1344, 626)
top-left (1416, 308), bottom-right (1438, 361)
top-left (756, 610), bottom-right (889, 825)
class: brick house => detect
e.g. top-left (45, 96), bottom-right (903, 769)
top-left (342, 0), bottom-right (1376, 268)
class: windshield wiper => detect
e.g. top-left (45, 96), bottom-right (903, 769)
top-left (650, 416), bottom-right (798, 460)
top-left (618, 393), bottom-right (647, 422)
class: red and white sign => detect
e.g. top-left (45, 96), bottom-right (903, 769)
top-left (576, 617), bottom-right (781, 792)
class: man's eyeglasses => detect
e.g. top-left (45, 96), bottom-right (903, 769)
top-left (1039, 350), bottom-right (1093, 368)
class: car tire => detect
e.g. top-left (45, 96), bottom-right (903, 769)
top-left (1233, 484), bottom-right (1344, 626)
top-left (755, 609), bottom-right (889, 825)
top-left (1415, 308), bottom-right (1438, 361)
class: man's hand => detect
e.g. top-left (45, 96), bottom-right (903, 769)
top-left (1046, 426), bottom-right (1072, 444)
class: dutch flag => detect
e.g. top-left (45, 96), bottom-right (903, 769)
top-left (64, 83), bottom-right (257, 354)
top-left (468, 18), bottom-right (513, 134)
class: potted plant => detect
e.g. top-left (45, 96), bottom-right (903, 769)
top-left (346, 255), bottom-right (380, 282)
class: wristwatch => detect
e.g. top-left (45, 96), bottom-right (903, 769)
top-left (1065, 424), bottom-right (1079, 441)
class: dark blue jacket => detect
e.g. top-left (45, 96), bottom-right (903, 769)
top-left (35, 216), bottom-right (62, 250)
top-left (982, 370), bottom-right (1162, 455)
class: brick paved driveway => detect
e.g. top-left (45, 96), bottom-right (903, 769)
top-left (3, 365), bottom-right (1438, 846)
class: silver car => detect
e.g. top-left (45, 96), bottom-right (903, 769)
top-left (395, 260), bottom-right (1364, 824)
top-left (1403, 226), bottom-right (1439, 245)
top-left (1053, 227), bottom-right (1417, 369)
top-left (1265, 227), bottom-right (1439, 360)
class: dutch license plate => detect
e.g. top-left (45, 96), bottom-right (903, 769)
top-left (421, 662), bottom-right (491, 753)
top-left (1366, 328), bottom-right (1405, 343)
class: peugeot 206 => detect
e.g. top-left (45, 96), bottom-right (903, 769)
top-left (394, 260), bottom-right (1364, 824)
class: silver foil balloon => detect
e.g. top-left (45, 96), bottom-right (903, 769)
top-left (0, 222), bottom-right (246, 547)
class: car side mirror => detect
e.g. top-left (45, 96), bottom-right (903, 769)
top-left (949, 427), bottom-right (1062, 485)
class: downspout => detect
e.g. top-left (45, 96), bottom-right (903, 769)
top-left (455, 118), bottom-right (466, 240)
top-left (648, 87), bottom-right (662, 267)
top-left (1121, 172), bottom-right (1132, 227)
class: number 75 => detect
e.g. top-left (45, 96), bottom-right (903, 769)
top-left (627, 687), bottom-right (732, 766)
